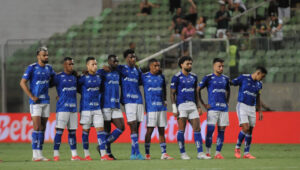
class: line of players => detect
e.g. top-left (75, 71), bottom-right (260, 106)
top-left (20, 47), bottom-right (267, 161)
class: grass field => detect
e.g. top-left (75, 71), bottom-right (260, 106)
top-left (0, 143), bottom-right (300, 170)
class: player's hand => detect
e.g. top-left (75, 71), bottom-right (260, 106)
top-left (103, 65), bottom-right (111, 72)
top-left (259, 111), bottom-right (263, 120)
top-left (56, 96), bottom-right (59, 101)
top-left (198, 107), bottom-right (203, 116)
top-left (204, 104), bottom-right (211, 110)
top-left (172, 104), bottom-right (178, 117)
top-left (173, 112), bottom-right (179, 117)
top-left (31, 96), bottom-right (39, 103)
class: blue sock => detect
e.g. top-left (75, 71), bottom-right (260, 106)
top-left (244, 134), bottom-right (252, 153)
top-left (32, 131), bottom-right (38, 150)
top-left (82, 131), bottom-right (89, 150)
top-left (107, 128), bottom-right (123, 144)
top-left (68, 130), bottom-right (77, 150)
top-left (104, 132), bottom-right (111, 154)
top-left (194, 131), bottom-right (203, 153)
top-left (160, 143), bottom-right (167, 154)
top-left (177, 130), bottom-right (185, 153)
top-left (37, 131), bottom-right (44, 151)
top-left (206, 125), bottom-right (215, 149)
top-left (53, 130), bottom-right (63, 150)
top-left (145, 143), bottom-right (150, 155)
top-left (216, 130), bottom-right (225, 152)
top-left (97, 131), bottom-right (106, 151)
top-left (236, 130), bottom-right (246, 148)
top-left (131, 134), bottom-right (140, 155)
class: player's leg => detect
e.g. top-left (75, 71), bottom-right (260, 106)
top-left (177, 113), bottom-right (188, 159)
top-left (205, 111), bottom-right (217, 157)
top-left (53, 112), bottom-right (68, 161)
top-left (135, 104), bottom-right (145, 160)
top-left (68, 112), bottom-right (83, 161)
top-left (145, 127), bottom-right (154, 160)
top-left (214, 111), bottom-right (229, 159)
top-left (93, 110), bottom-right (113, 160)
top-left (125, 104), bottom-right (144, 160)
top-left (106, 109), bottom-right (125, 159)
top-left (80, 111), bottom-right (92, 160)
top-left (235, 103), bottom-right (247, 158)
top-left (243, 113), bottom-right (256, 159)
top-left (99, 108), bottom-right (112, 156)
top-left (189, 109), bottom-right (210, 160)
top-left (157, 111), bottom-right (173, 160)
top-left (31, 113), bottom-right (42, 161)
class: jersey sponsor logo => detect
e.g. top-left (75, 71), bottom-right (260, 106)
top-left (124, 77), bottom-right (138, 83)
top-left (212, 89), bottom-right (226, 93)
top-left (147, 87), bottom-right (162, 91)
top-left (110, 98), bottom-right (119, 103)
top-left (181, 88), bottom-right (194, 92)
top-left (62, 87), bottom-right (76, 92)
top-left (126, 93), bottom-right (139, 99)
top-left (35, 80), bottom-right (49, 85)
top-left (243, 90), bottom-right (257, 97)
top-left (38, 94), bottom-right (46, 99)
top-left (151, 102), bottom-right (163, 106)
top-left (108, 80), bottom-right (119, 85)
top-left (87, 87), bottom-right (99, 91)
top-left (89, 102), bottom-right (99, 106)
top-left (64, 103), bottom-right (76, 108)
top-left (215, 102), bottom-right (227, 108)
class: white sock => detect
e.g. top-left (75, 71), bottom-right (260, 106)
top-left (71, 150), bottom-right (78, 157)
top-left (84, 149), bottom-right (90, 157)
top-left (215, 151), bottom-right (220, 156)
top-left (33, 150), bottom-right (38, 158)
top-left (206, 147), bottom-right (211, 154)
top-left (100, 150), bottom-right (106, 156)
top-left (54, 150), bottom-right (59, 157)
top-left (38, 150), bottom-right (43, 157)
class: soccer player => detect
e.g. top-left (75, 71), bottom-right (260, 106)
top-left (142, 59), bottom-right (173, 160)
top-left (20, 46), bottom-right (55, 161)
top-left (170, 56), bottom-right (210, 160)
top-left (96, 55), bottom-right (125, 160)
top-left (231, 66), bottom-right (267, 159)
top-left (197, 58), bottom-right (230, 159)
top-left (78, 57), bottom-right (113, 161)
top-left (52, 57), bottom-right (83, 161)
top-left (119, 49), bottom-right (144, 160)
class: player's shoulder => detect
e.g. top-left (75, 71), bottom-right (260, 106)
top-left (189, 72), bottom-right (197, 77)
top-left (56, 72), bottom-right (63, 76)
top-left (242, 74), bottom-right (250, 77)
top-left (204, 73), bottom-right (213, 79)
top-left (45, 64), bottom-right (53, 69)
top-left (222, 74), bottom-right (230, 80)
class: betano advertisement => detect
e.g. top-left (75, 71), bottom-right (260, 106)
top-left (0, 112), bottom-right (299, 144)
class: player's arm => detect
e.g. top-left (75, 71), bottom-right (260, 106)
top-left (162, 75), bottom-right (167, 106)
top-left (20, 78), bottom-right (38, 103)
top-left (197, 86), bottom-right (210, 111)
top-left (230, 75), bottom-right (242, 86)
top-left (226, 79), bottom-right (231, 104)
top-left (194, 78), bottom-right (203, 115)
top-left (256, 93), bottom-right (263, 120)
top-left (170, 76), bottom-right (178, 117)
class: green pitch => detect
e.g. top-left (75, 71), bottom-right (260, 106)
top-left (0, 143), bottom-right (299, 170)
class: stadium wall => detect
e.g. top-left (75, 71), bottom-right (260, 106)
top-left (0, 112), bottom-right (299, 144)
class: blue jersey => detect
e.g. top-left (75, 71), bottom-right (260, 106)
top-left (53, 72), bottom-right (77, 113)
top-left (78, 73), bottom-right (102, 111)
top-left (199, 73), bottom-right (230, 112)
top-left (22, 63), bottom-right (55, 104)
top-left (231, 74), bottom-right (262, 106)
top-left (118, 65), bottom-right (143, 104)
top-left (170, 71), bottom-right (198, 106)
top-left (142, 72), bottom-right (167, 112)
top-left (97, 69), bottom-right (120, 109)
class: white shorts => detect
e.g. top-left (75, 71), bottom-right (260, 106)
top-left (30, 104), bottom-right (50, 118)
top-left (124, 104), bottom-right (144, 122)
top-left (146, 111), bottom-right (167, 127)
top-left (56, 112), bottom-right (78, 130)
top-left (207, 110), bottom-right (229, 126)
top-left (102, 108), bottom-right (123, 121)
top-left (236, 102), bottom-right (256, 127)
top-left (80, 110), bottom-right (104, 129)
top-left (178, 102), bottom-right (199, 120)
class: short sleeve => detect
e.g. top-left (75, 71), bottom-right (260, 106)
top-left (22, 65), bottom-right (33, 80)
top-left (199, 75), bottom-right (209, 89)
top-left (231, 75), bottom-right (243, 86)
top-left (170, 75), bottom-right (178, 89)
